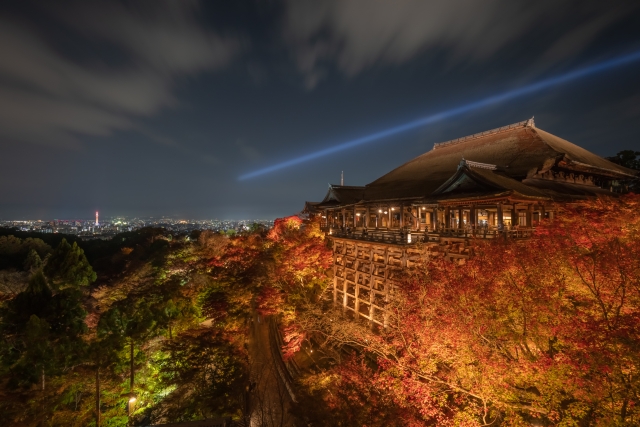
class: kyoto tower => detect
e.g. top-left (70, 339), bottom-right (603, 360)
top-left (95, 211), bottom-right (99, 226)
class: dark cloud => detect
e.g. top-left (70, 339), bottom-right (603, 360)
top-left (0, 1), bottom-right (241, 148)
top-left (0, 1), bottom-right (639, 220)
top-left (283, 0), bottom-right (638, 88)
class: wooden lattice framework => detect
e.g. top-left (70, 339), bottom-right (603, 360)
top-left (331, 236), bottom-right (475, 326)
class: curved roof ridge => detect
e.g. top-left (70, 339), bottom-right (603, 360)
top-left (532, 127), bottom-right (637, 177)
top-left (365, 118), bottom-right (536, 188)
top-left (329, 184), bottom-right (366, 189)
top-left (433, 118), bottom-right (533, 150)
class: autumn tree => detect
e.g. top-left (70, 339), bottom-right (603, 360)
top-left (288, 195), bottom-right (640, 426)
top-left (257, 216), bottom-right (331, 316)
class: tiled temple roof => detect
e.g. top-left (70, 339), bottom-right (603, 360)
top-left (361, 119), bottom-right (636, 202)
top-left (318, 185), bottom-right (366, 206)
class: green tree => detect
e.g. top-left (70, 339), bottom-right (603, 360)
top-left (152, 328), bottom-right (249, 422)
top-left (87, 331), bottom-right (126, 427)
top-left (98, 294), bottom-right (172, 421)
top-left (607, 150), bottom-right (640, 170)
top-left (23, 248), bottom-right (43, 272)
top-left (45, 238), bottom-right (97, 289)
top-left (0, 270), bottom-right (88, 424)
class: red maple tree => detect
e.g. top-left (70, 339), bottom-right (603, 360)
top-left (294, 195), bottom-right (640, 426)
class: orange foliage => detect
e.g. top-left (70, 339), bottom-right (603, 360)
top-left (305, 195), bottom-right (640, 425)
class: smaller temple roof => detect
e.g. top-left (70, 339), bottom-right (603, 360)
top-left (319, 185), bottom-right (365, 207)
top-left (302, 201), bottom-right (322, 214)
top-left (432, 159), bottom-right (550, 200)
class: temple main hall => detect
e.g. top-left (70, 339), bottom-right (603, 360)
top-left (305, 118), bottom-right (638, 327)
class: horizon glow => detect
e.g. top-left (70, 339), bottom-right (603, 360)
top-left (239, 50), bottom-right (640, 181)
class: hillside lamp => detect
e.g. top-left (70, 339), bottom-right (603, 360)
top-left (121, 392), bottom-right (137, 421)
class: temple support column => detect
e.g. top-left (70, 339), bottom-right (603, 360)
top-left (399, 204), bottom-right (404, 229)
top-left (527, 204), bottom-right (533, 227)
top-left (333, 250), bottom-right (337, 306)
top-left (470, 205), bottom-right (476, 234)
top-left (353, 206), bottom-right (357, 228)
top-left (497, 203), bottom-right (504, 230)
top-left (365, 207), bottom-right (370, 228)
top-left (342, 243), bottom-right (347, 313)
top-left (457, 207), bottom-right (463, 228)
top-left (444, 207), bottom-right (450, 229)
top-left (354, 283), bottom-right (360, 317)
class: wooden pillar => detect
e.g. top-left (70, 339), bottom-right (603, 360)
top-left (511, 205), bottom-right (517, 228)
top-left (433, 209), bottom-right (438, 230)
top-left (399, 204), bottom-right (404, 229)
top-left (444, 206), bottom-right (450, 228)
top-left (365, 207), bottom-right (370, 228)
top-left (526, 204), bottom-right (533, 227)
top-left (497, 203), bottom-right (504, 229)
top-left (540, 205), bottom-right (546, 222)
top-left (333, 250), bottom-right (338, 306)
top-left (354, 281), bottom-right (360, 317)
top-left (388, 205), bottom-right (392, 229)
top-left (470, 205), bottom-right (476, 227)
top-left (383, 248), bottom-right (389, 329)
top-left (353, 206), bottom-right (357, 228)
top-left (369, 247), bottom-right (374, 327)
top-left (457, 207), bottom-right (463, 228)
top-left (342, 280), bottom-right (347, 313)
top-left (341, 209), bottom-right (346, 228)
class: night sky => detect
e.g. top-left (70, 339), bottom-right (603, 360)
top-left (1, 1), bottom-right (640, 220)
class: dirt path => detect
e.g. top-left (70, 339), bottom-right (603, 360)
top-left (245, 312), bottom-right (294, 427)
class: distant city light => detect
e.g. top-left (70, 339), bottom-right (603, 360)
top-left (238, 49), bottom-right (640, 180)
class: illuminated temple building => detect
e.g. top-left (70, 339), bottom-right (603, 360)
top-left (305, 118), bottom-right (638, 327)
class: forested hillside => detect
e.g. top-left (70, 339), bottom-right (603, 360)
top-left (1, 195), bottom-right (639, 426)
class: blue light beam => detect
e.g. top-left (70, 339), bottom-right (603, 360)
top-left (239, 50), bottom-right (640, 181)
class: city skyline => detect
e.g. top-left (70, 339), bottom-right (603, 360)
top-left (1, 1), bottom-right (640, 219)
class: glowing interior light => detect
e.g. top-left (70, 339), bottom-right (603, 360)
top-left (238, 50), bottom-right (640, 181)
top-left (378, 209), bottom-right (382, 213)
